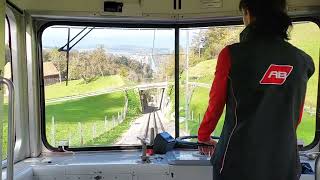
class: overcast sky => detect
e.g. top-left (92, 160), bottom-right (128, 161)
top-left (42, 26), bottom-right (200, 51)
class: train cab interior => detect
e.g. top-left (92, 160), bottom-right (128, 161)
top-left (0, 0), bottom-right (319, 179)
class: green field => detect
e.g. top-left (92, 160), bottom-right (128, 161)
top-left (45, 91), bottom-right (126, 146)
top-left (86, 90), bottom-right (141, 146)
top-left (290, 22), bottom-right (319, 108)
top-left (43, 74), bottom-right (142, 147)
top-left (45, 89), bottom-right (141, 147)
top-left (45, 75), bottom-right (125, 99)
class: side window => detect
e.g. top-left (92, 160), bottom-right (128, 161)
top-left (178, 22), bottom-right (319, 148)
top-left (3, 17), bottom-right (12, 160)
top-left (41, 26), bottom-right (175, 148)
top-left (290, 22), bottom-right (320, 146)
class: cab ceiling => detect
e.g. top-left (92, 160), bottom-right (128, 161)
top-left (8, 0), bottom-right (320, 20)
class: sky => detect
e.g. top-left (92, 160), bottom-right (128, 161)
top-left (42, 26), bottom-right (201, 51)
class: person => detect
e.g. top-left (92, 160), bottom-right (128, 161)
top-left (197, 0), bottom-right (315, 179)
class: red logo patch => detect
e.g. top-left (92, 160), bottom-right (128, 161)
top-left (260, 64), bottom-right (293, 85)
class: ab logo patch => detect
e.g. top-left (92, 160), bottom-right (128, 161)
top-left (260, 64), bottom-right (293, 85)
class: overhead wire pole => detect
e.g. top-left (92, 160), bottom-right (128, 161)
top-left (152, 29), bottom-right (156, 61)
top-left (151, 29), bottom-right (156, 77)
top-left (66, 28), bottom-right (70, 86)
top-left (175, 28), bottom-right (180, 138)
top-left (57, 27), bottom-right (95, 86)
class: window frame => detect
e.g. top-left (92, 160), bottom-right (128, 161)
top-left (3, 6), bottom-right (23, 167)
top-left (38, 17), bottom-right (320, 152)
top-left (2, 15), bottom-right (12, 163)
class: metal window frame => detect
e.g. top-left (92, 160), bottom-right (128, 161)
top-left (37, 16), bottom-right (320, 152)
top-left (3, 5), bottom-right (31, 167)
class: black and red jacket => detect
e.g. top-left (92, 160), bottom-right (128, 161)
top-left (198, 24), bottom-right (315, 180)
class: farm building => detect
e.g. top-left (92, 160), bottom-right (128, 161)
top-left (4, 62), bottom-right (60, 86)
top-left (42, 62), bottom-right (60, 85)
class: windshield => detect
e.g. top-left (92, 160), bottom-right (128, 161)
top-left (42, 26), bottom-right (175, 147)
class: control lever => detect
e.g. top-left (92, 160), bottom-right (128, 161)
top-left (137, 137), bottom-right (151, 163)
top-left (300, 152), bottom-right (320, 160)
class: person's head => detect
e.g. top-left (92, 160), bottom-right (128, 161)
top-left (239, 0), bottom-right (292, 39)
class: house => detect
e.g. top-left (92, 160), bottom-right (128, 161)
top-left (4, 62), bottom-right (60, 86)
top-left (43, 62), bottom-right (60, 85)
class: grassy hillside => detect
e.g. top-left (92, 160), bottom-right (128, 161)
top-left (86, 90), bottom-right (141, 146)
top-left (290, 22), bottom-right (320, 108)
top-left (288, 22), bottom-right (319, 144)
top-left (43, 75), bottom-right (128, 146)
top-left (188, 60), bottom-right (216, 83)
top-left (45, 92), bottom-right (126, 146)
top-left (45, 75), bottom-right (125, 99)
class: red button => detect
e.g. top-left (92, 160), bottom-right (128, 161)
top-left (146, 149), bottom-right (154, 156)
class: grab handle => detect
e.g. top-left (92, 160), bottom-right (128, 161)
top-left (0, 77), bottom-right (15, 180)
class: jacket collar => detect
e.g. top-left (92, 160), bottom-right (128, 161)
top-left (240, 23), bottom-right (283, 42)
top-left (240, 24), bottom-right (258, 42)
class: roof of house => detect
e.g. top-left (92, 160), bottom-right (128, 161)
top-left (43, 62), bottom-right (59, 77)
top-left (4, 62), bottom-right (59, 79)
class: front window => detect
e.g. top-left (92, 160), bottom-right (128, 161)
top-left (42, 26), bottom-right (175, 148)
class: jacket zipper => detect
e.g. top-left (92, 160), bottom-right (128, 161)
top-left (220, 77), bottom-right (238, 174)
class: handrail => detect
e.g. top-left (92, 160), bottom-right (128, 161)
top-left (0, 77), bottom-right (15, 180)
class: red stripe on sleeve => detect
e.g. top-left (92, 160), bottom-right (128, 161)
top-left (198, 46), bottom-right (231, 142)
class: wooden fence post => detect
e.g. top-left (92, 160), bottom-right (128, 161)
top-left (192, 111), bottom-right (194, 121)
top-left (112, 116), bottom-right (116, 127)
top-left (68, 130), bottom-right (72, 146)
top-left (78, 122), bottom-right (83, 146)
top-left (121, 110), bottom-right (124, 121)
top-left (92, 123), bottom-right (97, 138)
top-left (104, 116), bottom-right (107, 129)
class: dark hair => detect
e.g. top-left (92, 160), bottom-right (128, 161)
top-left (239, 0), bottom-right (292, 39)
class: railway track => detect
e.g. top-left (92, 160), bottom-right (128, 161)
top-left (143, 109), bottom-right (166, 142)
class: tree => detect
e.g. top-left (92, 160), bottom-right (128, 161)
top-left (190, 27), bottom-right (243, 61)
top-left (119, 67), bottom-right (129, 78)
top-left (77, 51), bottom-right (97, 83)
top-left (90, 45), bottom-right (108, 77)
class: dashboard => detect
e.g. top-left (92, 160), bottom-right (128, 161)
top-left (2, 150), bottom-right (315, 180)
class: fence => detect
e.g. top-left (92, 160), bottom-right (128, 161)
top-left (304, 105), bottom-right (316, 116)
top-left (49, 94), bottom-right (129, 147)
top-left (181, 105), bottom-right (317, 135)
